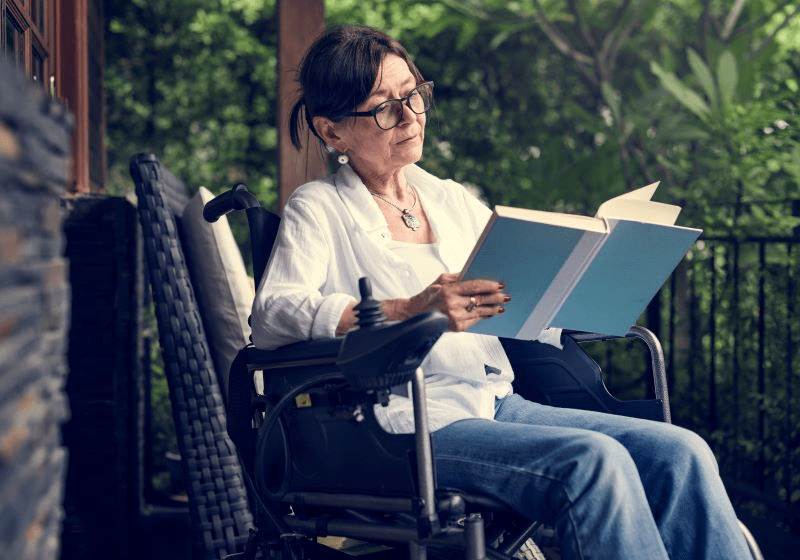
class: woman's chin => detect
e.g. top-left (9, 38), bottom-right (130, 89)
top-left (400, 139), bottom-right (425, 163)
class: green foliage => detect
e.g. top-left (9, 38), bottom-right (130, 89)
top-left (647, 44), bottom-right (800, 235)
top-left (105, 0), bottom-right (279, 210)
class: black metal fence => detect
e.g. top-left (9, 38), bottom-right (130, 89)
top-left (662, 234), bottom-right (799, 529)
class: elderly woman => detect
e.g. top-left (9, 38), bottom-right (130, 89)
top-left (251, 25), bottom-right (750, 560)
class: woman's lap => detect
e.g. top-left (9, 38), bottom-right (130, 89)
top-left (431, 395), bottom-right (670, 559)
top-left (430, 394), bottom-right (749, 560)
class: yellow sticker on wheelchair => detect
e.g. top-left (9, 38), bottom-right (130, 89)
top-left (294, 393), bottom-right (312, 408)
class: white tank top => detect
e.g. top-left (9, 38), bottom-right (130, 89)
top-left (384, 239), bottom-right (446, 284)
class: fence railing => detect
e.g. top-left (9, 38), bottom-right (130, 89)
top-left (662, 235), bottom-right (799, 530)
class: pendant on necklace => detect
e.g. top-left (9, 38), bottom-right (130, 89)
top-left (402, 210), bottom-right (421, 231)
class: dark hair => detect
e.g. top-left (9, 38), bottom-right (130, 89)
top-left (289, 25), bottom-right (425, 148)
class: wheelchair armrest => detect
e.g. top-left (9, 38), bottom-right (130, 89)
top-left (564, 325), bottom-right (670, 422)
top-left (336, 310), bottom-right (449, 389)
top-left (231, 310), bottom-right (448, 404)
top-left (503, 325), bottom-right (671, 423)
top-left (242, 338), bottom-right (342, 368)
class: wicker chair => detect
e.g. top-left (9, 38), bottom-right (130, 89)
top-left (130, 153), bottom-right (253, 560)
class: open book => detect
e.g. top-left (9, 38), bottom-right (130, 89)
top-left (459, 182), bottom-right (702, 338)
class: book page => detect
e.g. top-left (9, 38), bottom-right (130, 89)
top-left (597, 199), bottom-right (681, 225)
top-left (494, 206), bottom-right (607, 232)
top-left (595, 182), bottom-right (681, 225)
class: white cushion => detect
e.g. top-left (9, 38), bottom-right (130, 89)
top-left (180, 187), bottom-right (254, 389)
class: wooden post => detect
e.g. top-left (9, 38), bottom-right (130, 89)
top-left (277, 0), bottom-right (327, 210)
top-left (57, 0), bottom-right (90, 193)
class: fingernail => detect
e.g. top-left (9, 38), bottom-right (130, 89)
top-left (498, 282), bottom-right (505, 290)
top-left (503, 295), bottom-right (511, 303)
top-left (497, 306), bottom-right (505, 314)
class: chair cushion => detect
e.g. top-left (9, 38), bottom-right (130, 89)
top-left (180, 186), bottom-right (254, 392)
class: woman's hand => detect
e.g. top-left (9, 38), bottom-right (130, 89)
top-left (384, 272), bottom-right (510, 332)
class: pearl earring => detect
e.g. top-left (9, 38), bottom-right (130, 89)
top-left (337, 153), bottom-right (349, 165)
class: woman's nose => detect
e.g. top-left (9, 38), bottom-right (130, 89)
top-left (398, 100), bottom-right (419, 126)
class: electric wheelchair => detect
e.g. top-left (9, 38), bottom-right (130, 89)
top-left (131, 152), bottom-right (763, 560)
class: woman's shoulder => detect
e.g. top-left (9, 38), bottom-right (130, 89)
top-left (284, 174), bottom-right (338, 209)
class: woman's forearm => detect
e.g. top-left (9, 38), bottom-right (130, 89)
top-left (335, 298), bottom-right (415, 336)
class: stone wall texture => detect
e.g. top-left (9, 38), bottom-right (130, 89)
top-left (0, 60), bottom-right (74, 559)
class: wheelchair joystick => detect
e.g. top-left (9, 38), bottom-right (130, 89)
top-left (354, 277), bottom-right (385, 328)
top-left (337, 277), bottom-right (448, 390)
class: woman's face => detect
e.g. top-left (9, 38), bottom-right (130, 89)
top-left (335, 54), bottom-right (426, 183)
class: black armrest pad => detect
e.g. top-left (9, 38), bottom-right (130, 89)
top-left (243, 338), bottom-right (342, 366)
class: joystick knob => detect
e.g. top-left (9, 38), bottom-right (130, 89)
top-left (354, 277), bottom-right (385, 328)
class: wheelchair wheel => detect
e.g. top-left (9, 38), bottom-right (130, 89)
top-left (738, 520), bottom-right (764, 560)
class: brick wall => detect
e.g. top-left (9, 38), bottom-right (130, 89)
top-left (0, 60), bottom-right (74, 559)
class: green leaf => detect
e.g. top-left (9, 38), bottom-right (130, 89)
top-left (456, 18), bottom-right (480, 50)
top-left (657, 122), bottom-right (711, 143)
top-left (687, 48), bottom-right (717, 108)
top-left (650, 61), bottom-right (711, 120)
top-left (716, 50), bottom-right (738, 105)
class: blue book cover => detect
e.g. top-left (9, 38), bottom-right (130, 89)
top-left (551, 218), bottom-right (701, 335)
top-left (460, 184), bottom-right (702, 338)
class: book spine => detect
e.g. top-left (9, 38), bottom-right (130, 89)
top-left (515, 227), bottom-right (608, 338)
top-left (457, 212), bottom-right (499, 281)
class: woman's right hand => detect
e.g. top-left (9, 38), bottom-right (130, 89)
top-left (385, 272), bottom-right (510, 332)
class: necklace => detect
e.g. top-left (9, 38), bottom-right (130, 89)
top-left (369, 185), bottom-right (421, 231)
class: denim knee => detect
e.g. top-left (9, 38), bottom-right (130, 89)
top-left (642, 424), bottom-right (720, 479)
top-left (557, 431), bottom-right (640, 502)
top-left (553, 432), bottom-right (663, 560)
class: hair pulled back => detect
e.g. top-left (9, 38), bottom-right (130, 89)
top-left (289, 25), bottom-right (424, 148)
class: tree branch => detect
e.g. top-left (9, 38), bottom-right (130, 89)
top-left (721, 0), bottom-right (747, 40)
top-left (532, 0), bottom-right (597, 85)
top-left (567, 0), bottom-right (597, 54)
top-left (598, 5), bottom-right (641, 82)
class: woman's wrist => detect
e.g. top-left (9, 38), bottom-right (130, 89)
top-left (382, 298), bottom-right (414, 321)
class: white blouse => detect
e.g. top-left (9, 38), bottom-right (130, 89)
top-left (251, 163), bottom-right (514, 433)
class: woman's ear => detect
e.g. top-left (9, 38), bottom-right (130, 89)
top-left (313, 116), bottom-right (347, 153)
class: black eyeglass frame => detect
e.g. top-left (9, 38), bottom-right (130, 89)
top-left (347, 81), bottom-right (434, 130)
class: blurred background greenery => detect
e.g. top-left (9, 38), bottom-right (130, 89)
top-left (104, 0), bottom-right (799, 235)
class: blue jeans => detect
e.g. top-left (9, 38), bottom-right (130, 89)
top-left (431, 393), bottom-right (751, 560)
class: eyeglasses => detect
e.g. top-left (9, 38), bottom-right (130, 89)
top-left (348, 81), bottom-right (434, 130)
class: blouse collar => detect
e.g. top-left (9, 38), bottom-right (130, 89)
top-left (332, 163), bottom-right (465, 273)
top-left (333, 163), bottom-right (447, 233)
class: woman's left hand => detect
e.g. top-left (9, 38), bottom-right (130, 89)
top-left (385, 272), bottom-right (510, 332)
